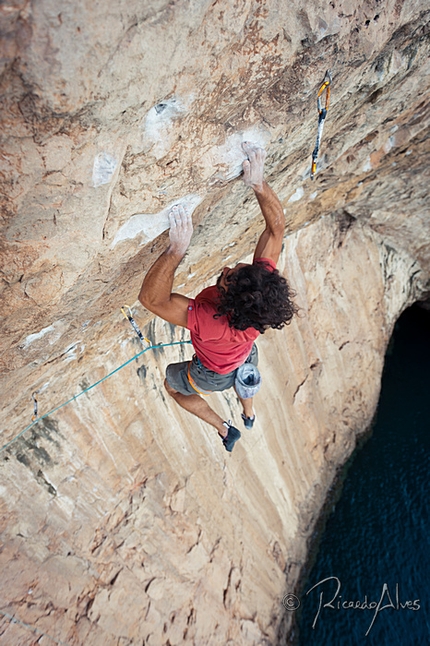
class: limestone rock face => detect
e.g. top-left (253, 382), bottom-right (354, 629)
top-left (0, 0), bottom-right (429, 644)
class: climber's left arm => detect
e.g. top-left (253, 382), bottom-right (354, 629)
top-left (138, 206), bottom-right (192, 328)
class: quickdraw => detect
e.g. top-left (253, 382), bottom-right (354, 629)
top-left (121, 305), bottom-right (150, 346)
top-left (31, 391), bottom-right (38, 421)
top-left (311, 70), bottom-right (332, 180)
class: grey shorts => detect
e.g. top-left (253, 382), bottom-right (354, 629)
top-left (166, 344), bottom-right (258, 396)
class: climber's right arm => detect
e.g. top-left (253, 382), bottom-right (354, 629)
top-left (138, 206), bottom-right (192, 328)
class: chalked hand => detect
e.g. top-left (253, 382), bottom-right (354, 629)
top-left (168, 204), bottom-right (193, 256)
top-left (242, 142), bottom-right (266, 191)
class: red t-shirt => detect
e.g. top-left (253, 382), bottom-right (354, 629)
top-left (186, 258), bottom-right (276, 374)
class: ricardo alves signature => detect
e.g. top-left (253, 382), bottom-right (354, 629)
top-left (306, 576), bottom-right (420, 636)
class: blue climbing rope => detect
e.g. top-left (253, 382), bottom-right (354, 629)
top-left (0, 340), bottom-right (192, 453)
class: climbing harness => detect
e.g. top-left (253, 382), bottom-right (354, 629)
top-left (310, 70), bottom-right (332, 180)
top-left (187, 360), bottom-right (212, 396)
top-left (31, 391), bottom-right (38, 421)
top-left (121, 305), bottom-right (150, 346)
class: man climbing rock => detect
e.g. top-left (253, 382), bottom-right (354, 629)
top-left (139, 142), bottom-right (297, 452)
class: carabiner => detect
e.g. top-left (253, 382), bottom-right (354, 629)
top-left (311, 70), bottom-right (332, 180)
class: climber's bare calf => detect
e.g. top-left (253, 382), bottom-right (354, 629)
top-left (164, 379), bottom-right (227, 437)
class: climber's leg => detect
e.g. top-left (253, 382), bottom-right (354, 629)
top-left (235, 390), bottom-right (254, 418)
top-left (234, 344), bottom-right (257, 426)
top-left (164, 379), bottom-right (226, 436)
top-left (165, 357), bottom-right (243, 450)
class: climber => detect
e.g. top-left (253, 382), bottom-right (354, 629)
top-left (138, 142), bottom-right (298, 452)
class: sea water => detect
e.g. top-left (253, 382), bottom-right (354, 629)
top-left (293, 305), bottom-right (430, 645)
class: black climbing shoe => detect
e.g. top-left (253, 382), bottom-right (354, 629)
top-left (221, 422), bottom-right (241, 452)
top-left (241, 413), bottom-right (256, 429)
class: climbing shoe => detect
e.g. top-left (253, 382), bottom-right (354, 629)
top-left (241, 413), bottom-right (256, 429)
top-left (221, 422), bottom-right (241, 452)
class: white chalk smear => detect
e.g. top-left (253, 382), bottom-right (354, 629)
top-left (23, 325), bottom-right (55, 348)
top-left (92, 152), bottom-right (118, 187)
top-left (112, 194), bottom-right (202, 248)
top-left (383, 137), bottom-right (394, 154)
top-left (207, 127), bottom-right (271, 182)
top-left (362, 157), bottom-right (372, 172)
top-left (62, 342), bottom-right (83, 363)
top-left (22, 321), bottom-right (64, 350)
top-left (288, 187), bottom-right (304, 203)
top-left (143, 97), bottom-right (191, 159)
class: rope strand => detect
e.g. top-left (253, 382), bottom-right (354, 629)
top-left (1, 340), bottom-right (192, 453)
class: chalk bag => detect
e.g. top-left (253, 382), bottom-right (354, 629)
top-left (235, 363), bottom-right (262, 399)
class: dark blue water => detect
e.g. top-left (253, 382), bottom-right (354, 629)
top-left (294, 304), bottom-right (430, 646)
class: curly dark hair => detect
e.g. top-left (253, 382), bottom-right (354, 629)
top-left (215, 262), bottom-right (298, 333)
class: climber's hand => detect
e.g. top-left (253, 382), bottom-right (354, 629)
top-left (242, 142), bottom-right (266, 191)
top-left (168, 204), bottom-right (193, 256)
